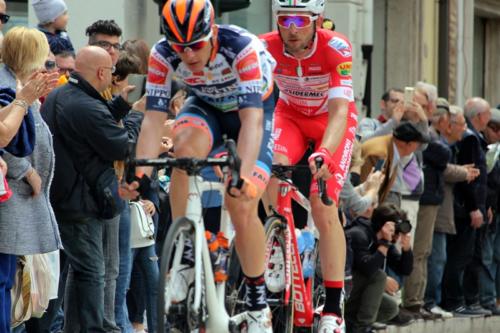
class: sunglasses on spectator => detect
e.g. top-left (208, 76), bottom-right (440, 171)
top-left (91, 40), bottom-right (123, 51)
top-left (100, 65), bottom-right (116, 74)
top-left (169, 31), bottom-right (212, 53)
top-left (0, 13), bottom-right (10, 24)
top-left (45, 60), bottom-right (57, 71)
top-left (277, 14), bottom-right (317, 29)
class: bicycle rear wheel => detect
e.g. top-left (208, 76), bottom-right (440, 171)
top-left (264, 216), bottom-right (294, 333)
top-left (157, 216), bottom-right (198, 333)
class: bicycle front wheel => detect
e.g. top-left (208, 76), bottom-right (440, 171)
top-left (264, 216), bottom-right (294, 333)
top-left (157, 216), bottom-right (196, 333)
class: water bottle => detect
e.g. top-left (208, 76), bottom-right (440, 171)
top-left (300, 229), bottom-right (315, 279)
top-left (205, 231), bottom-right (220, 268)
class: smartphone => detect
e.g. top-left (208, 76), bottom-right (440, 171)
top-left (127, 74), bottom-right (146, 104)
top-left (374, 159), bottom-right (385, 171)
top-left (404, 86), bottom-right (415, 106)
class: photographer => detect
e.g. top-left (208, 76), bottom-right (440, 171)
top-left (345, 204), bottom-right (414, 333)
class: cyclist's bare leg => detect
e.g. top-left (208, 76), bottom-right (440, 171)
top-left (311, 197), bottom-right (345, 316)
top-left (261, 152), bottom-right (289, 215)
top-left (170, 127), bottom-right (212, 219)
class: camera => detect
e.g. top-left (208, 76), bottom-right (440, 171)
top-left (395, 219), bottom-right (412, 234)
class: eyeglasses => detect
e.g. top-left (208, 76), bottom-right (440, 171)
top-left (389, 98), bottom-right (403, 104)
top-left (45, 60), bottom-right (57, 71)
top-left (58, 67), bottom-right (74, 75)
top-left (168, 31), bottom-right (212, 54)
top-left (277, 14), bottom-right (317, 29)
top-left (100, 65), bottom-right (116, 74)
top-left (91, 40), bottom-right (123, 52)
top-left (0, 14), bottom-right (10, 24)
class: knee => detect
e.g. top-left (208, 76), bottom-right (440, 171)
top-left (226, 201), bottom-right (258, 230)
top-left (311, 201), bottom-right (341, 232)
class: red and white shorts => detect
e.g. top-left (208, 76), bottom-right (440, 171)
top-left (273, 99), bottom-right (358, 204)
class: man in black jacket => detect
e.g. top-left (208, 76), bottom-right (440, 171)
top-left (442, 97), bottom-right (492, 316)
top-left (345, 204), bottom-right (414, 333)
top-left (42, 46), bottom-right (143, 332)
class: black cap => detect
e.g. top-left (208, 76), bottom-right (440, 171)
top-left (393, 122), bottom-right (431, 143)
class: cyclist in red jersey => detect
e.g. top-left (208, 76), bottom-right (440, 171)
top-left (261, 1), bottom-right (358, 332)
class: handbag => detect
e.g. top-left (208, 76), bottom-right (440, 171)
top-left (129, 201), bottom-right (155, 248)
top-left (11, 256), bottom-right (32, 327)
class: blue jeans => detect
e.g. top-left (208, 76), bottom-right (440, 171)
top-left (424, 232), bottom-right (447, 307)
top-left (115, 205), bottom-right (134, 333)
top-left (127, 245), bottom-right (159, 332)
top-left (0, 253), bottom-right (16, 333)
top-left (480, 217), bottom-right (500, 306)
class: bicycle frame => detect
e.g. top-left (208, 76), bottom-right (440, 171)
top-left (274, 177), bottom-right (318, 328)
top-left (167, 175), bottom-right (248, 332)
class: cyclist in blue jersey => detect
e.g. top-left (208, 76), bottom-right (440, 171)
top-left (122, 0), bottom-right (276, 331)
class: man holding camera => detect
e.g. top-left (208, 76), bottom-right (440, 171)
top-left (345, 204), bottom-right (414, 333)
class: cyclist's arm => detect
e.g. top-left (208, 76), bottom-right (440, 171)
top-left (136, 110), bottom-right (168, 177)
top-left (238, 107), bottom-right (263, 179)
top-left (320, 98), bottom-right (349, 153)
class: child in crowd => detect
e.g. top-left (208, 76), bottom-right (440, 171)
top-left (32, 0), bottom-right (74, 55)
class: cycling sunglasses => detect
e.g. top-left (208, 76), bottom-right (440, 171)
top-left (277, 14), bottom-right (317, 29)
top-left (169, 31), bottom-right (212, 53)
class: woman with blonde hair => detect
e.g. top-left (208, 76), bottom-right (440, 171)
top-left (0, 26), bottom-right (59, 333)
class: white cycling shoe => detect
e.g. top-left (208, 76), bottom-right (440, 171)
top-left (165, 264), bottom-right (194, 308)
top-left (246, 306), bottom-right (273, 333)
top-left (318, 314), bottom-right (345, 333)
top-left (265, 241), bottom-right (285, 293)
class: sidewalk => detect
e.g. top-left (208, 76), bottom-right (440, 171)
top-left (384, 316), bottom-right (500, 333)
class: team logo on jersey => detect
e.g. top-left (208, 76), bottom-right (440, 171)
top-left (336, 62), bottom-right (352, 76)
top-left (328, 37), bottom-right (352, 58)
top-left (148, 56), bottom-right (168, 84)
top-left (236, 51), bottom-right (262, 81)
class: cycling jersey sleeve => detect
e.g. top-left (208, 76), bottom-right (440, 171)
top-left (326, 35), bottom-right (354, 102)
top-left (233, 43), bottom-right (266, 110)
top-left (145, 44), bottom-right (174, 112)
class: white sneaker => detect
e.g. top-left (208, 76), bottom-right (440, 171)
top-left (265, 241), bottom-right (285, 293)
top-left (428, 305), bottom-right (453, 319)
top-left (246, 306), bottom-right (273, 333)
top-left (165, 264), bottom-right (194, 307)
top-left (318, 314), bottom-right (345, 333)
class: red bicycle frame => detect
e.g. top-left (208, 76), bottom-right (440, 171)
top-left (274, 177), bottom-right (316, 328)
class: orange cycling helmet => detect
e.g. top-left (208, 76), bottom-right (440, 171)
top-left (162, 0), bottom-right (215, 45)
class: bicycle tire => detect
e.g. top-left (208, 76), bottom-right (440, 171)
top-left (157, 216), bottom-right (197, 333)
top-left (264, 216), bottom-right (294, 333)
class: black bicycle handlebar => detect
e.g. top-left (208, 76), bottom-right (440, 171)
top-left (271, 161), bottom-right (333, 206)
top-left (125, 139), bottom-right (243, 197)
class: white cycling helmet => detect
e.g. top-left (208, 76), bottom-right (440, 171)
top-left (272, 0), bottom-right (326, 15)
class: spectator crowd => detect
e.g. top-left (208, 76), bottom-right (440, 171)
top-left (0, 1), bottom-right (498, 333)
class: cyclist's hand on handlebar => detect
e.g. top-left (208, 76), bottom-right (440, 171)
top-left (227, 177), bottom-right (258, 201)
top-left (212, 151), bottom-right (228, 179)
top-left (308, 147), bottom-right (334, 180)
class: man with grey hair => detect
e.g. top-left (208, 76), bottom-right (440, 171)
top-left (402, 98), bottom-right (451, 316)
top-left (442, 97), bottom-right (492, 316)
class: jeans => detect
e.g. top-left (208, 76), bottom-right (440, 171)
top-left (424, 232), bottom-right (447, 308)
top-left (115, 206), bottom-right (134, 333)
top-left (479, 217), bottom-right (500, 306)
top-left (103, 216), bottom-right (121, 333)
top-left (0, 253), bottom-right (16, 333)
top-left (345, 270), bottom-right (398, 330)
top-left (442, 217), bottom-right (477, 310)
top-left (60, 216), bottom-right (106, 332)
top-left (127, 245), bottom-right (159, 332)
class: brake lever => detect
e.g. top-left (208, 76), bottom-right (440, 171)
top-left (314, 157), bottom-right (333, 206)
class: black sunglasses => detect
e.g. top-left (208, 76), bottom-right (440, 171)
top-left (0, 14), bottom-right (10, 24)
top-left (45, 60), bottom-right (57, 71)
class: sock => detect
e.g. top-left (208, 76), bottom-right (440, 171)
top-left (323, 280), bottom-right (343, 317)
top-left (180, 238), bottom-right (195, 267)
top-left (244, 274), bottom-right (267, 311)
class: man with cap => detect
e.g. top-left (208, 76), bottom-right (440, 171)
top-left (32, 0), bottom-right (74, 55)
top-left (402, 98), bottom-right (452, 317)
top-left (361, 122), bottom-right (430, 205)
